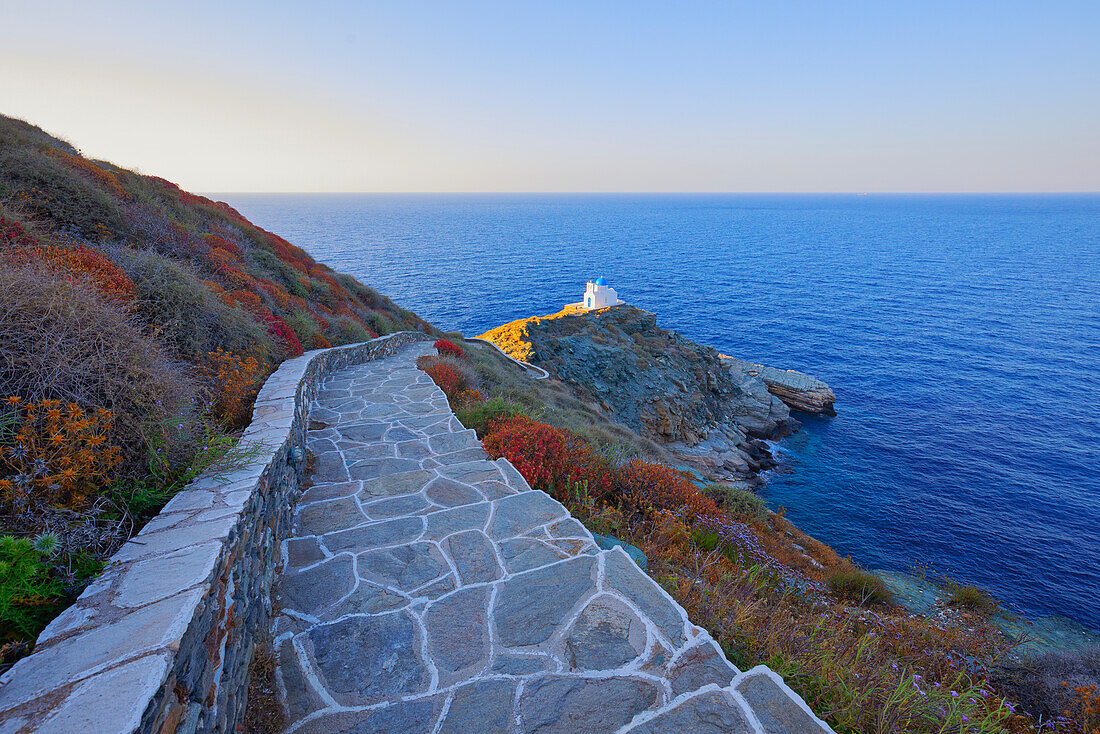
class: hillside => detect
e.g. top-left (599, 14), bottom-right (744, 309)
top-left (0, 114), bottom-right (434, 660)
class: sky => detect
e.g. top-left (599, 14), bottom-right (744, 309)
top-left (2, 1), bottom-right (1098, 193)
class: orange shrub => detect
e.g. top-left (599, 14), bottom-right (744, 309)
top-left (207, 247), bottom-right (253, 289)
top-left (0, 397), bottom-right (121, 511)
top-left (48, 150), bottom-right (128, 201)
top-left (423, 363), bottom-right (465, 396)
top-left (482, 415), bottom-right (612, 499)
top-left (204, 349), bottom-right (266, 426)
top-left (2, 237), bottom-right (136, 306)
top-left (455, 388), bottom-right (484, 406)
top-left (614, 459), bottom-right (721, 524)
top-left (204, 233), bottom-right (241, 259)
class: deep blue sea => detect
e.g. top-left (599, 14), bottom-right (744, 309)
top-left (223, 193), bottom-right (1100, 634)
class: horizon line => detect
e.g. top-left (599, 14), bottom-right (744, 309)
top-left (205, 190), bottom-right (1100, 196)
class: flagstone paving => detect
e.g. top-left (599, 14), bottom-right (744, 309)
top-left (273, 343), bottom-right (833, 734)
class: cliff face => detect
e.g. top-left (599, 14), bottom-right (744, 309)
top-left (479, 305), bottom-right (801, 483)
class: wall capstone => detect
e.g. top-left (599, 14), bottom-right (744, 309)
top-left (0, 331), bottom-right (434, 734)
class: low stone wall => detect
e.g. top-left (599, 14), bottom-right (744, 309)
top-left (0, 332), bottom-right (434, 734)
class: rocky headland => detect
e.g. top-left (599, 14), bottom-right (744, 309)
top-left (478, 305), bottom-right (834, 485)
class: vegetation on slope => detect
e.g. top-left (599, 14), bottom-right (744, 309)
top-left (0, 114), bottom-right (433, 663)
top-left (419, 335), bottom-right (1100, 734)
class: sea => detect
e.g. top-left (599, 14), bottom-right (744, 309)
top-left (222, 193), bottom-right (1100, 640)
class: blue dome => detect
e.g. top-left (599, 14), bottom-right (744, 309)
top-left (594, 277), bottom-right (607, 286)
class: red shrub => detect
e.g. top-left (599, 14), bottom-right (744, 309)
top-left (207, 247), bottom-right (253, 289)
top-left (423, 363), bottom-right (465, 396)
top-left (260, 312), bottom-right (303, 357)
top-left (482, 415), bottom-right (611, 499)
top-left (0, 216), bottom-right (38, 247)
top-left (434, 339), bottom-right (464, 358)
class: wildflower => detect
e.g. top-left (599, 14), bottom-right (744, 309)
top-left (951, 690), bottom-right (959, 697)
top-left (5, 396), bottom-right (21, 405)
top-left (32, 458), bottom-right (47, 475)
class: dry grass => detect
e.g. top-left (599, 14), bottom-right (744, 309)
top-left (0, 265), bottom-right (198, 468)
top-left (242, 634), bottom-right (285, 734)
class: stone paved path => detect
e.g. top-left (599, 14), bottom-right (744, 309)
top-left (273, 343), bottom-right (833, 734)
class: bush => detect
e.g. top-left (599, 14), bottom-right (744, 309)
top-left (482, 415), bottom-right (612, 499)
top-left (434, 338), bottom-right (464, 358)
top-left (0, 535), bottom-right (64, 642)
top-left (0, 266), bottom-right (198, 469)
top-left (424, 363), bottom-right (465, 396)
top-left (204, 348), bottom-right (267, 427)
top-left (0, 399), bottom-right (121, 512)
top-left (328, 316), bottom-right (375, 345)
top-left (703, 483), bottom-right (767, 522)
top-left (827, 567), bottom-right (892, 606)
top-left (366, 311), bottom-right (398, 336)
top-left (942, 578), bottom-right (998, 615)
top-left (118, 249), bottom-right (269, 361)
top-left (614, 459), bottom-right (721, 524)
top-left (0, 224), bottom-right (136, 306)
top-left (456, 397), bottom-right (524, 437)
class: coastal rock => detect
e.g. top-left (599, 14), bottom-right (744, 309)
top-left (721, 356), bottom-right (836, 415)
top-left (479, 306), bottom-right (812, 482)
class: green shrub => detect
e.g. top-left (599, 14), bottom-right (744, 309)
top-left (107, 418), bottom-right (268, 527)
top-left (366, 311), bottom-right (399, 336)
top-left (0, 145), bottom-right (126, 240)
top-left (943, 578), bottom-right (998, 614)
top-left (691, 527), bottom-right (721, 552)
top-left (283, 310), bottom-right (321, 349)
top-left (250, 249), bottom-right (307, 297)
top-left (0, 535), bottom-right (64, 642)
top-left (703, 483), bottom-right (767, 522)
top-left (118, 249), bottom-right (269, 360)
top-left (456, 397), bottom-right (525, 437)
top-left (827, 567), bottom-right (892, 606)
top-left (328, 316), bottom-right (374, 345)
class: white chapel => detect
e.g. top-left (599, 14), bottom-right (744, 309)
top-left (574, 277), bottom-right (623, 310)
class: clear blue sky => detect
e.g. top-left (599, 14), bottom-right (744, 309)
top-left (2, 1), bottom-right (1097, 192)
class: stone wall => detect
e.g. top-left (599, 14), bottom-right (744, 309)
top-left (0, 332), bottom-right (434, 734)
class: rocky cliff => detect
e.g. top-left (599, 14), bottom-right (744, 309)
top-left (479, 305), bottom-right (825, 484)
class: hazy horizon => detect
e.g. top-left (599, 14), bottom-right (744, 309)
top-left (4, 1), bottom-right (1098, 193)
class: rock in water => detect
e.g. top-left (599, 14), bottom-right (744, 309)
top-left (479, 305), bottom-right (828, 483)
top-left (721, 356), bottom-right (837, 415)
